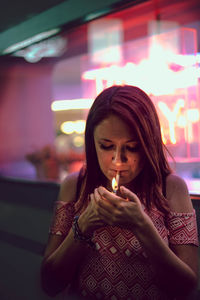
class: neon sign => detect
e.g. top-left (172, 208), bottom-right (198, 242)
top-left (81, 23), bottom-right (200, 161)
top-left (81, 58), bottom-right (200, 158)
top-left (82, 59), bottom-right (200, 96)
top-left (158, 99), bottom-right (199, 145)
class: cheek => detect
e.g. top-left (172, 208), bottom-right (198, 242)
top-left (131, 154), bottom-right (143, 169)
top-left (96, 150), bottom-right (111, 169)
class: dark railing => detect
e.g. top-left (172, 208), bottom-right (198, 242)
top-left (0, 176), bottom-right (60, 300)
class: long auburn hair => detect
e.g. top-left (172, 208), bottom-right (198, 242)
top-left (75, 85), bottom-right (172, 214)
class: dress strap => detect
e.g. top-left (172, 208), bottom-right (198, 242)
top-left (168, 209), bottom-right (199, 246)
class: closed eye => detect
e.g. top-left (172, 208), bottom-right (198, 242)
top-left (99, 144), bottom-right (113, 150)
top-left (126, 145), bottom-right (140, 152)
top-left (99, 143), bottom-right (140, 152)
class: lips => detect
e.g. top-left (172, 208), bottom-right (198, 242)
top-left (112, 169), bottom-right (128, 172)
top-left (109, 169), bottom-right (128, 177)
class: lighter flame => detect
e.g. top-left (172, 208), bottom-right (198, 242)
top-left (112, 173), bottom-right (120, 193)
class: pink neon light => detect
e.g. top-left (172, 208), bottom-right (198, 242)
top-left (82, 56), bottom-right (200, 96)
top-left (82, 26), bottom-right (200, 161)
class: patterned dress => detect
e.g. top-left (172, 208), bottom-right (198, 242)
top-left (49, 201), bottom-right (199, 300)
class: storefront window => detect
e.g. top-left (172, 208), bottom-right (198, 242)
top-left (51, 0), bottom-right (200, 192)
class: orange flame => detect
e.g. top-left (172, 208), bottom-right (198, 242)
top-left (112, 173), bottom-right (120, 193)
top-left (112, 177), bottom-right (118, 193)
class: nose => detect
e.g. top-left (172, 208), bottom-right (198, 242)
top-left (112, 147), bottom-right (127, 165)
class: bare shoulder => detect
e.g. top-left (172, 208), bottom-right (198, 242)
top-left (166, 173), bottom-right (193, 212)
top-left (58, 171), bottom-right (80, 203)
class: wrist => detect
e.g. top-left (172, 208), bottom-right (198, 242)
top-left (133, 213), bottom-right (153, 237)
top-left (77, 213), bottom-right (87, 234)
top-left (78, 213), bottom-right (94, 236)
top-left (72, 215), bottom-right (95, 248)
top-left (130, 210), bottom-right (151, 232)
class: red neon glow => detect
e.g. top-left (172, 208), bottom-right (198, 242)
top-left (82, 57), bottom-right (199, 96)
top-left (158, 100), bottom-right (199, 145)
top-left (81, 26), bottom-right (200, 161)
top-left (82, 58), bottom-right (200, 145)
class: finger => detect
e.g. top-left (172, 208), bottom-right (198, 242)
top-left (98, 197), bottom-right (114, 213)
top-left (90, 190), bottom-right (108, 213)
top-left (90, 193), bottom-right (98, 209)
top-left (90, 193), bottom-right (95, 202)
top-left (120, 186), bottom-right (140, 203)
top-left (92, 197), bottom-right (112, 223)
top-left (95, 189), bottom-right (117, 214)
top-left (93, 189), bottom-right (112, 212)
top-left (98, 186), bottom-right (121, 205)
top-left (94, 187), bottom-right (103, 202)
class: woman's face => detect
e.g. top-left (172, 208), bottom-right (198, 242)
top-left (94, 114), bottom-right (144, 187)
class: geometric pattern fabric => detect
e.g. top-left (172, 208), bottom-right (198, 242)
top-left (50, 201), bottom-right (198, 299)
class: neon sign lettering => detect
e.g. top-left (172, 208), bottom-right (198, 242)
top-left (158, 100), bottom-right (199, 145)
top-left (158, 99), bottom-right (185, 144)
top-left (82, 60), bottom-right (200, 96)
top-left (82, 59), bottom-right (200, 149)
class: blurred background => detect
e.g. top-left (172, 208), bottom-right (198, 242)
top-left (0, 1), bottom-right (200, 299)
top-left (0, 0), bottom-right (200, 192)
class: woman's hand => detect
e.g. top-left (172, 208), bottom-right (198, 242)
top-left (78, 192), bottom-right (106, 236)
top-left (94, 185), bottom-right (148, 230)
top-left (79, 185), bottom-right (150, 235)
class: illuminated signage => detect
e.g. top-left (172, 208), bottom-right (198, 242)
top-left (81, 55), bottom-right (200, 160)
top-left (82, 58), bottom-right (200, 96)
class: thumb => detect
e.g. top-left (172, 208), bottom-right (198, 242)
top-left (120, 186), bottom-right (140, 203)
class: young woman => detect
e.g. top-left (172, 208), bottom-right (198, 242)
top-left (41, 85), bottom-right (198, 299)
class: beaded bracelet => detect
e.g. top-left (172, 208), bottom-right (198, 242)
top-left (72, 215), bottom-right (95, 248)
